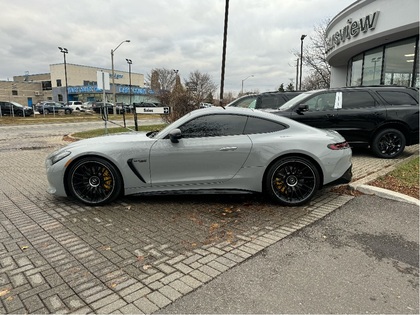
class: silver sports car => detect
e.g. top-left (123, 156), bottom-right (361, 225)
top-left (45, 107), bottom-right (352, 206)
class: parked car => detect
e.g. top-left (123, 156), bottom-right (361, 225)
top-left (274, 86), bottom-right (419, 159)
top-left (226, 91), bottom-right (302, 112)
top-left (67, 101), bottom-right (84, 111)
top-left (37, 101), bottom-right (73, 115)
top-left (45, 107), bottom-right (352, 206)
top-left (116, 103), bottom-right (132, 114)
top-left (90, 102), bottom-right (114, 114)
top-left (0, 101), bottom-right (33, 117)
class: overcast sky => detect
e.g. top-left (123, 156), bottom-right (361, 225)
top-left (1, 0), bottom-right (355, 95)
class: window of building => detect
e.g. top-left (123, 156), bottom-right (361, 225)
top-left (57, 79), bottom-right (62, 87)
top-left (349, 54), bottom-right (363, 86)
top-left (347, 36), bottom-right (419, 88)
top-left (383, 38), bottom-right (417, 86)
top-left (58, 94), bottom-right (63, 102)
top-left (363, 48), bottom-right (383, 85)
top-left (12, 90), bottom-right (18, 96)
top-left (42, 81), bottom-right (52, 90)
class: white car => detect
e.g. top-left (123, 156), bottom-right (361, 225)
top-left (67, 101), bottom-right (84, 111)
top-left (45, 107), bottom-right (352, 206)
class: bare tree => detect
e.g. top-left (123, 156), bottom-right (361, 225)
top-left (294, 19), bottom-right (332, 90)
top-left (146, 68), bottom-right (177, 92)
top-left (184, 70), bottom-right (217, 103)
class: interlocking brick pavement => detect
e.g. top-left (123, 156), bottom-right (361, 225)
top-left (0, 132), bottom-right (418, 314)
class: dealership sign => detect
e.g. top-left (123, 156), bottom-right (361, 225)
top-left (136, 107), bottom-right (170, 114)
top-left (326, 11), bottom-right (380, 54)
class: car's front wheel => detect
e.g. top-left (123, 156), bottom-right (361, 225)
top-left (66, 157), bottom-right (123, 206)
top-left (43, 109), bottom-right (50, 114)
top-left (265, 157), bottom-right (320, 206)
top-left (371, 128), bottom-right (405, 159)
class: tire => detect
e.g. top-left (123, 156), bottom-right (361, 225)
top-left (43, 109), bottom-right (50, 114)
top-left (371, 129), bottom-right (405, 159)
top-left (65, 109), bottom-right (72, 114)
top-left (66, 157), bottom-right (123, 206)
top-left (265, 157), bottom-right (320, 206)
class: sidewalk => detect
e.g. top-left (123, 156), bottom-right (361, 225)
top-left (160, 195), bottom-right (419, 314)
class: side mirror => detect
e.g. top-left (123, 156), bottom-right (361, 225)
top-left (169, 128), bottom-right (182, 143)
top-left (296, 104), bottom-right (309, 114)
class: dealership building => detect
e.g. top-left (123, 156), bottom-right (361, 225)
top-left (0, 63), bottom-right (154, 107)
top-left (326, 0), bottom-right (419, 88)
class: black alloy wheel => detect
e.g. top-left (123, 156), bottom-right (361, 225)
top-left (372, 129), bottom-right (406, 159)
top-left (265, 157), bottom-right (319, 206)
top-left (67, 157), bottom-right (123, 205)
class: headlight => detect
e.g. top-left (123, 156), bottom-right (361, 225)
top-left (48, 150), bottom-right (71, 165)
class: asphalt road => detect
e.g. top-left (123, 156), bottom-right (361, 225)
top-left (161, 195), bottom-right (419, 314)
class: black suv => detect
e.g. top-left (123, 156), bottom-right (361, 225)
top-left (226, 91), bottom-right (302, 112)
top-left (274, 86), bottom-right (419, 158)
top-left (0, 101), bottom-right (33, 117)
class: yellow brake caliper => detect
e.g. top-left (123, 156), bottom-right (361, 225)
top-left (102, 168), bottom-right (113, 191)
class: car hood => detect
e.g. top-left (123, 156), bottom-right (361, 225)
top-left (64, 132), bottom-right (154, 150)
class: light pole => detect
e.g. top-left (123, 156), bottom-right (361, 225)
top-left (111, 40), bottom-right (130, 113)
top-left (126, 59), bottom-right (137, 131)
top-left (241, 75), bottom-right (254, 95)
top-left (58, 47), bottom-right (68, 103)
top-left (299, 34), bottom-right (306, 91)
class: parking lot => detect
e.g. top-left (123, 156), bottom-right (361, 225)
top-left (0, 122), bottom-right (418, 314)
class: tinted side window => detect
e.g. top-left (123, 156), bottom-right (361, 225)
top-left (258, 95), bottom-right (280, 109)
top-left (376, 91), bottom-right (418, 105)
top-left (180, 114), bottom-right (247, 138)
top-left (302, 92), bottom-right (336, 111)
top-left (342, 91), bottom-right (376, 109)
top-left (244, 117), bottom-right (287, 134)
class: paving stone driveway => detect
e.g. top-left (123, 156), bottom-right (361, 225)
top-left (0, 130), bottom-right (418, 314)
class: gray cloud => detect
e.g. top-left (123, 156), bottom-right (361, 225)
top-left (0, 0), bottom-right (354, 94)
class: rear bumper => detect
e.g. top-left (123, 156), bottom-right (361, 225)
top-left (326, 164), bottom-right (352, 187)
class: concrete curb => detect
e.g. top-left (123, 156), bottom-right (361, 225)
top-left (349, 153), bottom-right (419, 206)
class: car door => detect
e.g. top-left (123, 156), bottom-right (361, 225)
top-left (335, 90), bottom-right (382, 144)
top-left (149, 114), bottom-right (252, 187)
top-left (289, 91), bottom-right (339, 129)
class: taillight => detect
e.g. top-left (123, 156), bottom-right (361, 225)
top-left (328, 141), bottom-right (350, 150)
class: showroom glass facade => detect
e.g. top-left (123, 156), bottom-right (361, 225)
top-left (347, 36), bottom-right (419, 88)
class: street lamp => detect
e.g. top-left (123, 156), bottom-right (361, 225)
top-left (126, 59), bottom-right (137, 131)
top-left (111, 40), bottom-right (130, 113)
top-left (58, 47), bottom-right (68, 103)
top-left (241, 75), bottom-right (254, 95)
top-left (299, 34), bottom-right (306, 91)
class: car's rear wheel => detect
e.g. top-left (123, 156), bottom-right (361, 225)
top-left (43, 109), bottom-right (50, 114)
top-left (371, 129), bottom-right (405, 159)
top-left (67, 157), bottom-right (123, 206)
top-left (65, 109), bottom-right (71, 114)
top-left (265, 157), bottom-right (320, 206)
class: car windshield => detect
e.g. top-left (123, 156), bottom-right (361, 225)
top-left (278, 92), bottom-right (315, 111)
top-left (10, 102), bottom-right (23, 108)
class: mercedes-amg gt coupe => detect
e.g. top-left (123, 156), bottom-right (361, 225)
top-left (45, 107), bottom-right (352, 207)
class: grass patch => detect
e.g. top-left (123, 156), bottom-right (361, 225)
top-left (369, 156), bottom-right (419, 199)
top-left (0, 113), bottom-right (161, 125)
top-left (72, 124), bottom-right (167, 138)
top-left (387, 157), bottom-right (419, 186)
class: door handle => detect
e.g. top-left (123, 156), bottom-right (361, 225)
top-left (220, 147), bottom-right (238, 151)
